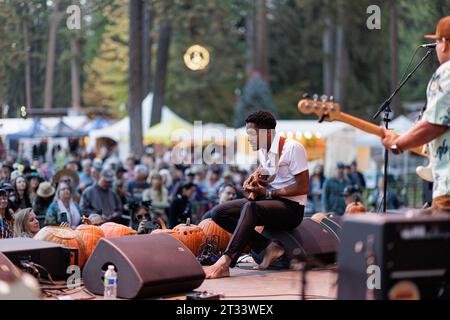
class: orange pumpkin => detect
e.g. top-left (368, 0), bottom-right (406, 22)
top-left (100, 222), bottom-right (137, 238)
top-left (34, 226), bottom-right (87, 267)
top-left (345, 202), bottom-right (366, 214)
top-left (198, 219), bottom-right (232, 252)
top-left (172, 218), bottom-right (207, 255)
top-left (76, 225), bottom-right (105, 258)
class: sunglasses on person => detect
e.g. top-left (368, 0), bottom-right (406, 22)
top-left (136, 213), bottom-right (151, 221)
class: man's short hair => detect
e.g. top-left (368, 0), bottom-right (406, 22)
top-left (245, 111), bottom-right (277, 129)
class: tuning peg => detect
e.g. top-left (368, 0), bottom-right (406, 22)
top-left (313, 94), bottom-right (319, 101)
top-left (329, 96), bottom-right (334, 102)
top-left (302, 93), bottom-right (310, 99)
top-left (320, 95), bottom-right (328, 102)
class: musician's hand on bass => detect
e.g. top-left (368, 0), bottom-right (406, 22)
top-left (380, 126), bottom-right (399, 149)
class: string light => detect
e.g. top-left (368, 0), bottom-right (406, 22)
top-left (184, 45), bottom-right (210, 71)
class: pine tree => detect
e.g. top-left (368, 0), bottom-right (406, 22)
top-left (233, 72), bottom-right (278, 127)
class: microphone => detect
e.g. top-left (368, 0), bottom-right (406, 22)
top-left (419, 43), bottom-right (437, 48)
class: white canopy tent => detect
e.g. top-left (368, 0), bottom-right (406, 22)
top-left (87, 93), bottom-right (191, 161)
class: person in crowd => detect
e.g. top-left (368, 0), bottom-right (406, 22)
top-left (27, 172), bottom-right (42, 204)
top-left (142, 173), bottom-right (169, 217)
top-left (342, 184), bottom-right (363, 206)
top-left (322, 162), bottom-right (351, 215)
top-left (78, 159), bottom-right (94, 194)
top-left (51, 168), bottom-right (81, 203)
top-left (13, 208), bottom-right (40, 238)
top-left (234, 170), bottom-right (248, 199)
top-left (9, 174), bottom-right (32, 212)
top-left (169, 167), bottom-right (184, 198)
top-left (124, 156), bottom-right (137, 183)
top-left (168, 182), bottom-right (196, 228)
top-left (206, 170), bottom-right (222, 202)
top-left (194, 168), bottom-right (209, 198)
top-left (135, 203), bottom-right (166, 234)
top-left (115, 165), bottom-right (127, 186)
top-left (115, 179), bottom-right (131, 218)
top-left (159, 168), bottom-right (173, 191)
top-left (127, 164), bottom-right (150, 201)
top-left (0, 188), bottom-right (14, 238)
top-left (368, 176), bottom-right (401, 211)
top-left (91, 161), bottom-right (103, 183)
top-left (202, 184), bottom-right (238, 220)
top-left (45, 181), bottom-right (82, 228)
top-left (32, 182), bottom-right (56, 217)
top-left (66, 160), bottom-right (80, 175)
top-left (308, 164), bottom-right (325, 213)
top-left (0, 161), bottom-right (13, 184)
top-left (80, 169), bottom-right (122, 222)
top-left (185, 170), bottom-right (204, 201)
top-left (348, 161), bottom-right (366, 191)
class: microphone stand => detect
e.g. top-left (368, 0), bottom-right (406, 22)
top-left (372, 49), bottom-right (433, 213)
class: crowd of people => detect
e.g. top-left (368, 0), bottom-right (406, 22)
top-left (0, 151), bottom-right (254, 239)
top-left (308, 161), bottom-right (402, 215)
top-left (0, 142), bottom-right (407, 240)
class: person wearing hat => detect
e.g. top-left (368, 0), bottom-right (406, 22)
top-left (381, 16), bottom-right (450, 213)
top-left (91, 161), bottom-right (103, 184)
top-left (32, 182), bottom-right (56, 218)
top-left (342, 184), bottom-right (362, 206)
top-left (80, 169), bottom-right (122, 222)
top-left (321, 162), bottom-right (351, 215)
top-left (45, 181), bottom-right (82, 228)
top-left (27, 172), bottom-right (43, 204)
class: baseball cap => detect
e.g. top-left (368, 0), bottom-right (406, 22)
top-left (101, 169), bottom-right (115, 182)
top-left (342, 185), bottom-right (361, 196)
top-left (336, 162), bottom-right (345, 169)
top-left (424, 16), bottom-right (450, 40)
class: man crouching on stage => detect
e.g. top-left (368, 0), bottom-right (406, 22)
top-left (205, 111), bottom-right (309, 279)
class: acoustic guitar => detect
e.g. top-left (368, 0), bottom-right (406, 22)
top-left (297, 95), bottom-right (433, 182)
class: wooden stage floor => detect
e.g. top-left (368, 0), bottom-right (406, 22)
top-left (42, 260), bottom-right (337, 300)
top-left (172, 262), bottom-right (337, 300)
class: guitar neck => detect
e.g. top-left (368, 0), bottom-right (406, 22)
top-left (337, 113), bottom-right (384, 137)
top-left (336, 112), bottom-right (426, 157)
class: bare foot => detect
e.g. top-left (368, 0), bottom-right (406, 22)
top-left (204, 255), bottom-right (231, 279)
top-left (258, 242), bottom-right (285, 270)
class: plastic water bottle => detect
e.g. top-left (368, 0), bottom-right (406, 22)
top-left (103, 265), bottom-right (117, 300)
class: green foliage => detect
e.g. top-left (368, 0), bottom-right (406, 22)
top-left (0, 0), bottom-right (448, 125)
top-left (233, 73), bottom-right (278, 127)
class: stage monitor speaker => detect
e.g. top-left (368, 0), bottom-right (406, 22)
top-left (0, 238), bottom-right (72, 280)
top-left (251, 217), bottom-right (341, 269)
top-left (83, 233), bottom-right (205, 299)
top-left (337, 213), bottom-right (450, 300)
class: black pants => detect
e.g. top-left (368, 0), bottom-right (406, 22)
top-left (211, 198), bottom-right (304, 267)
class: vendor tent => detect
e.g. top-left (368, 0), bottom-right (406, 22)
top-left (7, 118), bottom-right (51, 139)
top-left (144, 118), bottom-right (193, 145)
top-left (47, 119), bottom-right (88, 138)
